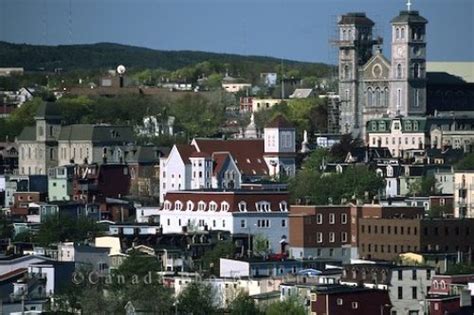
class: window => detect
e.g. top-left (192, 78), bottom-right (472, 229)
top-left (398, 270), bottom-right (403, 280)
top-left (397, 89), bottom-right (402, 108)
top-left (412, 269), bottom-right (417, 280)
top-left (329, 232), bottom-right (335, 243)
top-left (414, 89), bottom-right (419, 107)
top-left (397, 64), bottom-right (403, 79)
top-left (209, 201), bottom-right (218, 211)
top-left (317, 232), bottom-right (323, 243)
top-left (329, 213), bottom-right (335, 224)
top-left (316, 214), bottom-right (323, 224)
top-left (368, 88), bottom-right (373, 106)
top-left (337, 298), bottom-right (343, 305)
top-left (352, 302), bottom-right (358, 309)
top-left (163, 201), bottom-right (171, 210)
top-left (341, 213), bottom-right (347, 224)
top-left (186, 201), bottom-right (194, 211)
top-left (238, 201), bottom-right (247, 212)
top-left (279, 201), bottom-right (288, 212)
top-left (412, 287), bottom-right (417, 299)
top-left (281, 219), bottom-right (287, 227)
top-left (341, 232), bottom-right (347, 243)
top-left (221, 201), bottom-right (230, 212)
top-left (440, 281), bottom-right (446, 289)
top-left (398, 287), bottom-right (403, 299)
top-left (240, 219), bottom-right (246, 228)
top-left (198, 201), bottom-right (206, 211)
top-left (175, 201), bottom-right (183, 211)
top-left (375, 88), bottom-right (381, 106)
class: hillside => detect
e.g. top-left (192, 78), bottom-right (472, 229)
top-left (0, 41), bottom-right (334, 76)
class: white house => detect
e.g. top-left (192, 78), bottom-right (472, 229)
top-left (159, 115), bottom-right (296, 203)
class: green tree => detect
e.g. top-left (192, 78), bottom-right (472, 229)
top-left (35, 215), bottom-right (103, 246)
top-left (229, 292), bottom-right (262, 315)
top-left (200, 240), bottom-right (235, 276)
top-left (456, 153), bottom-right (474, 170)
top-left (409, 176), bottom-right (437, 197)
top-left (264, 297), bottom-right (306, 315)
top-left (330, 134), bottom-right (364, 161)
top-left (253, 234), bottom-right (270, 257)
top-left (177, 281), bottom-right (219, 315)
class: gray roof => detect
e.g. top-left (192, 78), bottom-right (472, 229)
top-left (34, 102), bottom-right (61, 120)
top-left (58, 124), bottom-right (134, 143)
top-left (338, 13), bottom-right (374, 26)
top-left (124, 145), bottom-right (169, 164)
top-left (16, 126), bottom-right (36, 141)
top-left (391, 11), bottom-right (428, 24)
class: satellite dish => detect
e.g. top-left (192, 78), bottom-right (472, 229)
top-left (117, 65), bottom-right (126, 75)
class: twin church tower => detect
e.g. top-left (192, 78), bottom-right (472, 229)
top-left (337, 4), bottom-right (428, 138)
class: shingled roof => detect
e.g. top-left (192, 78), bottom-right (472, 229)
top-left (338, 13), bottom-right (375, 26)
top-left (58, 125), bottom-right (134, 144)
top-left (34, 101), bottom-right (61, 120)
top-left (192, 139), bottom-right (268, 176)
top-left (391, 11), bottom-right (428, 24)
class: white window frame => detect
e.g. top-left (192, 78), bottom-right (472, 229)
top-left (238, 201), bottom-right (247, 212)
top-left (329, 213), bottom-right (335, 224)
top-left (317, 232), bottom-right (323, 243)
top-left (198, 201), bottom-right (206, 211)
top-left (221, 201), bottom-right (230, 212)
top-left (175, 201), bottom-right (183, 211)
top-left (317, 214), bottom-right (323, 224)
top-left (341, 213), bottom-right (347, 224)
top-left (329, 232), bottom-right (335, 243)
top-left (163, 201), bottom-right (171, 210)
top-left (186, 201), bottom-right (194, 211)
top-left (209, 201), bottom-right (218, 211)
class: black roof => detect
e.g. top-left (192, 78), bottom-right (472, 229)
top-left (391, 11), bottom-right (428, 24)
top-left (34, 101), bottom-right (61, 120)
top-left (338, 13), bottom-right (375, 26)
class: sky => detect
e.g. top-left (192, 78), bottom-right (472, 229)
top-left (0, 0), bottom-right (473, 63)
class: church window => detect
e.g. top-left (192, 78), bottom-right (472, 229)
top-left (344, 65), bottom-right (350, 80)
top-left (401, 27), bottom-right (405, 39)
top-left (385, 88), bottom-right (390, 106)
top-left (380, 89), bottom-right (385, 106)
top-left (414, 64), bottom-right (420, 79)
top-left (396, 28), bottom-right (400, 39)
top-left (345, 90), bottom-right (350, 102)
top-left (348, 29), bottom-right (352, 40)
top-left (397, 64), bottom-right (403, 79)
top-left (397, 89), bottom-right (402, 108)
top-left (375, 88), bottom-right (381, 106)
top-left (414, 90), bottom-right (420, 107)
top-left (367, 88), bottom-right (373, 106)
top-left (342, 29), bottom-right (347, 40)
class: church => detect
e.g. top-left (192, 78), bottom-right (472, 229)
top-left (337, 4), bottom-right (428, 139)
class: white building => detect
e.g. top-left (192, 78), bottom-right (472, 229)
top-left (454, 171), bottom-right (474, 218)
top-left (159, 190), bottom-right (290, 253)
top-left (159, 115), bottom-right (296, 203)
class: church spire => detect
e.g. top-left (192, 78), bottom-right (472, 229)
top-left (406, 0), bottom-right (412, 11)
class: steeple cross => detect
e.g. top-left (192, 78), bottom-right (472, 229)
top-left (407, 0), bottom-right (412, 11)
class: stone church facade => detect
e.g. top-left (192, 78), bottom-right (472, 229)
top-left (337, 9), bottom-right (428, 139)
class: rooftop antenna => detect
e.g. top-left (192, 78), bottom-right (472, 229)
top-left (406, 0), bottom-right (412, 11)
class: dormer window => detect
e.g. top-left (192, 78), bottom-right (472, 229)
top-left (209, 201), bottom-right (218, 211)
top-left (175, 201), bottom-right (183, 211)
top-left (279, 201), bottom-right (288, 212)
top-left (256, 201), bottom-right (271, 212)
top-left (198, 201), bottom-right (206, 211)
top-left (186, 201), bottom-right (194, 211)
top-left (221, 201), bottom-right (230, 212)
top-left (238, 201), bottom-right (247, 212)
top-left (163, 201), bottom-right (171, 210)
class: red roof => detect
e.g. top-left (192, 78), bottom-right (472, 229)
top-left (212, 152), bottom-right (231, 176)
top-left (189, 151), bottom-right (211, 159)
top-left (193, 139), bottom-right (268, 176)
top-left (175, 144), bottom-right (197, 164)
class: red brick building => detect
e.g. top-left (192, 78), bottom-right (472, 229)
top-left (310, 285), bottom-right (391, 315)
top-left (289, 204), bottom-right (424, 262)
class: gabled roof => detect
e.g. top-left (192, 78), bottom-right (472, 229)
top-left (193, 139), bottom-right (268, 176)
top-left (266, 115), bottom-right (294, 129)
top-left (212, 152), bottom-right (232, 176)
top-left (58, 124), bottom-right (134, 143)
top-left (16, 126), bottom-right (36, 141)
top-left (175, 144), bottom-right (197, 165)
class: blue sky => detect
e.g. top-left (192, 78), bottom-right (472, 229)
top-left (0, 0), bottom-right (472, 63)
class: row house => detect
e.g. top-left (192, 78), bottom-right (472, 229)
top-left (159, 190), bottom-right (289, 253)
top-left (341, 263), bottom-right (433, 315)
top-left (454, 170), bottom-right (474, 218)
top-left (358, 217), bottom-right (474, 264)
top-left (367, 116), bottom-right (474, 156)
top-left (239, 97), bottom-right (283, 112)
top-left (288, 204), bottom-right (424, 263)
top-left (159, 115), bottom-right (296, 203)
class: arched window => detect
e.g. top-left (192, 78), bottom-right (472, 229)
top-left (375, 88), bottom-right (381, 106)
top-left (344, 65), bottom-right (350, 80)
top-left (209, 201), bottom-right (218, 211)
top-left (221, 201), bottom-right (230, 212)
top-left (380, 89), bottom-right (385, 106)
top-left (175, 201), bottom-right (183, 211)
top-left (397, 64), bottom-right (403, 79)
top-left (198, 201), bottom-right (206, 211)
top-left (163, 201), bottom-right (172, 210)
top-left (384, 88), bottom-right (390, 106)
top-left (414, 63), bottom-right (420, 78)
top-left (238, 201), bottom-right (247, 212)
top-left (342, 29), bottom-right (347, 40)
top-left (396, 27), bottom-right (400, 39)
top-left (348, 29), bottom-right (352, 40)
top-left (279, 201), bottom-right (288, 212)
top-left (367, 88), bottom-right (373, 106)
top-left (186, 201), bottom-right (194, 211)
top-left (401, 27), bottom-right (405, 39)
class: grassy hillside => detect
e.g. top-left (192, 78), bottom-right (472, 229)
top-left (0, 41), bottom-right (334, 76)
